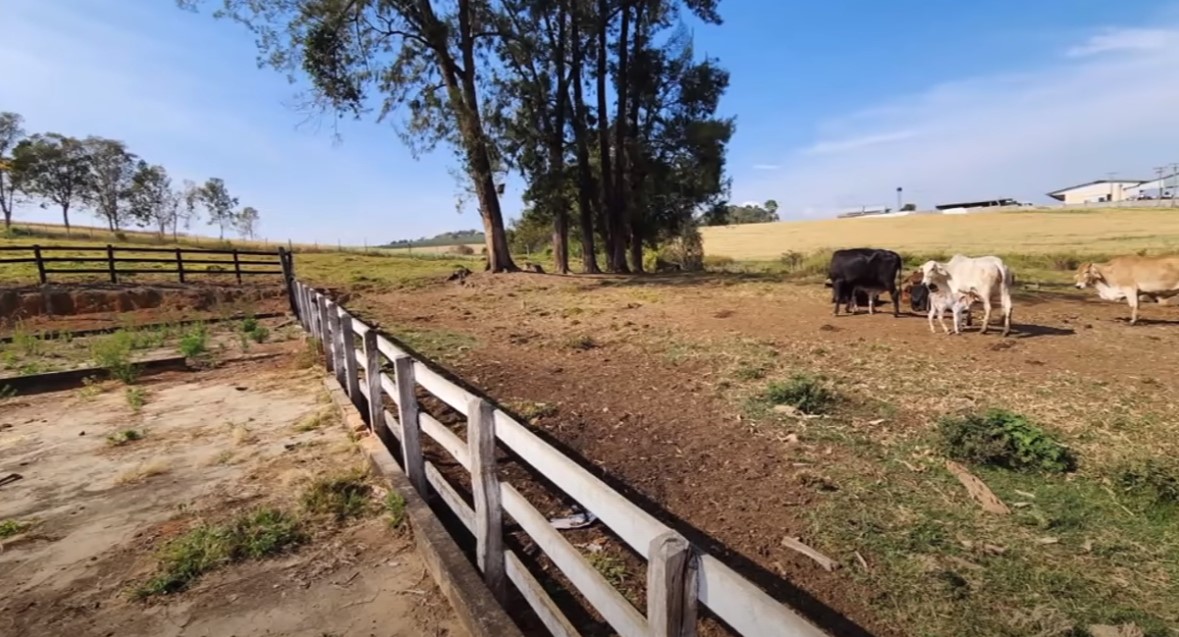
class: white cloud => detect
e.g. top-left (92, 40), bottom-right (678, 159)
top-left (1065, 27), bottom-right (1178, 57)
top-left (752, 163), bottom-right (782, 171)
top-left (803, 130), bottom-right (918, 156)
top-left (738, 23), bottom-right (1179, 218)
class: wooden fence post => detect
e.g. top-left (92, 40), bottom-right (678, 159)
top-left (278, 248), bottom-right (297, 316)
top-left (647, 531), bottom-right (699, 637)
top-left (316, 295), bottom-right (334, 372)
top-left (339, 310), bottom-right (361, 408)
top-left (468, 397), bottom-right (507, 603)
top-left (363, 329), bottom-right (387, 441)
top-left (106, 245), bottom-right (117, 283)
top-left (327, 302), bottom-right (346, 387)
top-left (175, 248), bottom-right (185, 283)
top-left (233, 249), bottom-right (243, 284)
top-left (394, 356), bottom-right (426, 495)
top-left (33, 245), bottom-right (46, 285)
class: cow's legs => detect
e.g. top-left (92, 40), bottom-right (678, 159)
top-left (1128, 287), bottom-right (1140, 325)
top-left (1000, 286), bottom-right (1013, 337)
top-left (928, 306), bottom-right (937, 333)
top-left (833, 281), bottom-right (843, 316)
top-left (868, 293), bottom-right (875, 315)
top-left (890, 283), bottom-right (900, 317)
top-left (980, 296), bottom-right (993, 334)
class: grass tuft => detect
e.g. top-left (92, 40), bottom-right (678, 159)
top-left (178, 324), bottom-right (208, 358)
top-left (106, 428), bottom-right (145, 446)
top-left (938, 408), bottom-right (1077, 473)
top-left (0, 519), bottom-right (31, 539)
top-left (384, 490), bottom-right (407, 528)
top-left (125, 387), bottom-right (147, 412)
top-left (1117, 458), bottom-right (1179, 508)
top-left (133, 508), bottom-right (304, 598)
top-left (91, 332), bottom-right (139, 384)
top-left (301, 472), bottom-right (373, 523)
top-left (762, 373), bottom-right (837, 415)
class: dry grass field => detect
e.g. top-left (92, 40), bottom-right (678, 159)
top-left (701, 208), bottom-right (1179, 260)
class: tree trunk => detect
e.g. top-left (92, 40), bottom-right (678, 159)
top-left (595, 0), bottom-right (622, 273)
top-left (629, 228), bottom-right (644, 273)
top-left (61, 203), bottom-right (71, 233)
top-left (610, 0), bottom-right (632, 273)
top-left (549, 1), bottom-right (571, 274)
top-left (433, 0), bottom-right (516, 272)
top-left (569, 7), bottom-right (600, 274)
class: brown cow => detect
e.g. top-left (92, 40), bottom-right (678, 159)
top-left (1075, 256), bottom-right (1179, 324)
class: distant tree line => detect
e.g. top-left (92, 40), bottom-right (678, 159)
top-left (0, 111), bottom-right (260, 240)
top-left (700, 199), bottom-right (780, 225)
top-left (383, 229), bottom-right (486, 248)
top-left (184, 0), bottom-right (733, 273)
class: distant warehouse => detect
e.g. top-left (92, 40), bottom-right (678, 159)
top-left (934, 197), bottom-right (1023, 211)
top-left (1046, 179), bottom-right (1147, 204)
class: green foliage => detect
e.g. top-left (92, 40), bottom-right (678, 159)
top-left (241, 317), bottom-right (269, 343)
top-left (178, 324), bottom-right (208, 358)
top-left (107, 428), bottom-right (144, 446)
top-left (10, 133), bottom-right (91, 227)
top-left (91, 332), bottom-right (139, 384)
top-left (125, 387), bottom-right (147, 412)
top-left (134, 508), bottom-right (305, 598)
top-left (762, 373), bottom-right (837, 415)
top-left (0, 519), bottom-right (30, 539)
top-left (301, 473), bottom-right (373, 523)
top-left (1118, 459), bottom-right (1179, 506)
top-left (938, 409), bottom-right (1077, 473)
top-left (383, 229), bottom-right (485, 249)
top-left (384, 491), bottom-right (407, 528)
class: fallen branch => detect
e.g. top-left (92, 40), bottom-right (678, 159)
top-left (945, 460), bottom-right (1011, 514)
top-left (781, 536), bottom-right (840, 571)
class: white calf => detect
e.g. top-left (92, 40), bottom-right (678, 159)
top-left (920, 254), bottom-right (1015, 336)
top-left (923, 281), bottom-right (975, 335)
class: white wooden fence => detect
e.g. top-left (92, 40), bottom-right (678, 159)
top-left (292, 280), bottom-right (829, 637)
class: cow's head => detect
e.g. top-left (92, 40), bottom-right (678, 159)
top-left (1074, 262), bottom-right (1100, 289)
top-left (919, 260), bottom-right (949, 291)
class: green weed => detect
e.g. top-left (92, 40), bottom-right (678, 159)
top-left (587, 552), bottom-right (629, 589)
top-left (762, 373), bottom-right (837, 415)
top-left (384, 491), bottom-right (407, 528)
top-left (107, 428), bottom-right (145, 446)
top-left (125, 387), bottom-right (147, 412)
top-left (91, 332), bottom-right (139, 384)
top-left (938, 409), bottom-right (1076, 473)
top-left (133, 508), bottom-right (305, 598)
top-left (301, 472), bottom-right (373, 523)
top-left (1118, 458), bottom-right (1179, 508)
top-left (178, 324), bottom-right (208, 358)
top-left (0, 519), bottom-right (31, 539)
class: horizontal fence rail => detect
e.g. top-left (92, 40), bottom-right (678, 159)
top-left (0, 244), bottom-right (290, 285)
top-left (290, 279), bottom-right (830, 637)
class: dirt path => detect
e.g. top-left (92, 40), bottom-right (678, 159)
top-left (0, 349), bottom-right (464, 637)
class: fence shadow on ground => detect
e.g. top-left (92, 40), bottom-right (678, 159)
top-left (379, 329), bottom-right (880, 637)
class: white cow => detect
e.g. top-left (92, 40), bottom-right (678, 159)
top-left (920, 255), bottom-right (1015, 336)
top-left (923, 283), bottom-right (977, 335)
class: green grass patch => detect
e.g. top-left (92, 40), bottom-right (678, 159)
top-left (938, 409), bottom-right (1077, 473)
top-left (91, 332), bottom-right (139, 384)
top-left (125, 387), bottom-right (147, 412)
top-left (0, 519), bottom-right (31, 539)
top-left (384, 490), bottom-right (407, 528)
top-left (178, 324), bottom-right (209, 358)
top-left (301, 472), bottom-right (374, 523)
top-left (761, 373), bottom-right (837, 415)
top-left (133, 508), bottom-right (305, 598)
top-left (587, 552), bottom-right (630, 589)
top-left (106, 428), bottom-right (144, 446)
top-left (1117, 458), bottom-right (1179, 510)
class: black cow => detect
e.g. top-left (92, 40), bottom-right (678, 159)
top-left (909, 283), bottom-right (930, 312)
top-left (826, 248), bottom-right (902, 316)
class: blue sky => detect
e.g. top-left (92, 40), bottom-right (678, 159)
top-left (4, 1), bottom-right (1179, 243)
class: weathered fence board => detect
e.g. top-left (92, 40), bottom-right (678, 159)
top-left (0, 244), bottom-right (286, 284)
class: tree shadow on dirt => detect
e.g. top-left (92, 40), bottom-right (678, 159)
top-left (591, 271), bottom-right (799, 288)
top-left (1009, 324), bottom-right (1076, 339)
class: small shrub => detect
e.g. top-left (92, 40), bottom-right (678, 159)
top-left (566, 335), bottom-right (599, 351)
top-left (178, 324), bottom-right (208, 358)
top-left (107, 428), bottom-right (144, 446)
top-left (938, 409), bottom-right (1076, 473)
top-left (703, 254), bottom-right (736, 269)
top-left (241, 317), bottom-right (259, 333)
top-left (91, 333), bottom-right (139, 384)
top-left (1118, 459), bottom-right (1179, 506)
top-left (448, 244), bottom-right (475, 255)
top-left (10, 325), bottom-right (44, 357)
top-left (114, 231), bottom-right (128, 241)
top-left (301, 473), bottom-right (373, 522)
top-left (0, 519), bottom-right (31, 539)
top-left (384, 491), bottom-right (407, 528)
top-left (248, 325), bottom-right (269, 343)
top-left (125, 387), bottom-right (147, 412)
top-left (763, 374), bottom-right (836, 415)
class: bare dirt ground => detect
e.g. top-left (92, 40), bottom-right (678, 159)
top-left (0, 340), bottom-right (464, 637)
top-left (342, 271), bottom-right (1179, 637)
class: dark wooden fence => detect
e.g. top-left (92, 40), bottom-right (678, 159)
top-left (0, 244), bottom-right (292, 285)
